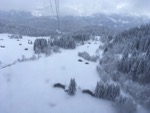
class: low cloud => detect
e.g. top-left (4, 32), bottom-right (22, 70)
top-left (0, 0), bottom-right (149, 16)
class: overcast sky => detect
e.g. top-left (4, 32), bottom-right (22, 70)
top-left (0, 0), bottom-right (150, 16)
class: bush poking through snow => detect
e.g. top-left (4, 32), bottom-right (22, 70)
top-left (0, 45), bottom-right (5, 48)
top-left (53, 83), bottom-right (65, 89)
top-left (28, 40), bottom-right (33, 45)
top-left (85, 62), bottom-right (89, 64)
top-left (18, 54), bottom-right (40, 62)
top-left (82, 89), bottom-right (94, 97)
top-left (78, 59), bottom-right (83, 62)
top-left (9, 34), bottom-right (23, 39)
top-left (78, 51), bottom-right (99, 62)
top-left (68, 78), bottom-right (77, 96)
top-left (24, 48), bottom-right (28, 50)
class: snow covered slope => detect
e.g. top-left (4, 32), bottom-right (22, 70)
top-left (0, 34), bottom-right (116, 113)
top-left (0, 34), bottom-right (34, 65)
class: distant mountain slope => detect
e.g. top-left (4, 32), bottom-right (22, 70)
top-left (0, 11), bottom-right (150, 36)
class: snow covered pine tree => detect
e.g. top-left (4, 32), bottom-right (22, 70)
top-left (68, 78), bottom-right (77, 96)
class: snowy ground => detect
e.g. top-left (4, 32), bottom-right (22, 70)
top-left (0, 34), bottom-right (148, 113)
top-left (0, 34), bottom-right (48, 66)
top-left (0, 34), bottom-right (117, 113)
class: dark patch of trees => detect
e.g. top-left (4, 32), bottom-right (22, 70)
top-left (101, 24), bottom-right (150, 84)
top-left (99, 23), bottom-right (150, 108)
top-left (78, 51), bottom-right (98, 62)
top-left (9, 34), bottom-right (22, 39)
top-left (78, 59), bottom-right (83, 62)
top-left (33, 35), bottom-right (76, 55)
top-left (94, 82), bottom-right (120, 101)
top-left (72, 33), bottom-right (90, 42)
top-left (117, 54), bottom-right (150, 84)
top-left (52, 35), bottom-right (76, 49)
top-left (28, 40), bottom-right (33, 45)
top-left (34, 39), bottom-right (48, 54)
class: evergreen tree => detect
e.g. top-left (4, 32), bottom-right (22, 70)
top-left (94, 82), bottom-right (101, 98)
top-left (34, 38), bottom-right (48, 54)
top-left (68, 79), bottom-right (77, 96)
top-left (95, 82), bottom-right (105, 98)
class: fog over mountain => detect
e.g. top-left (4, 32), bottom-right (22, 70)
top-left (0, 0), bottom-right (150, 17)
top-left (0, 10), bottom-right (149, 36)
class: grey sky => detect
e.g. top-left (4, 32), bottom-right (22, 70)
top-left (0, 0), bottom-right (149, 16)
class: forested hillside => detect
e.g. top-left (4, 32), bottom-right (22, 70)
top-left (99, 24), bottom-right (150, 109)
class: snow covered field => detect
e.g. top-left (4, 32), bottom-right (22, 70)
top-left (0, 34), bottom-right (117, 113)
top-left (0, 34), bottom-right (51, 66)
top-left (0, 34), bottom-right (148, 113)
